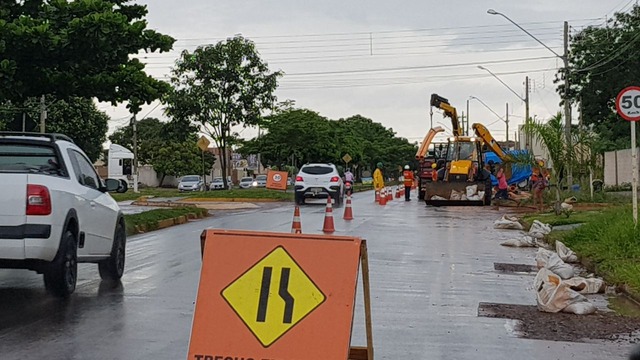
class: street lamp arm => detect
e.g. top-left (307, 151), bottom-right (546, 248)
top-left (469, 96), bottom-right (505, 123)
top-left (487, 9), bottom-right (564, 59)
top-left (477, 66), bottom-right (525, 102)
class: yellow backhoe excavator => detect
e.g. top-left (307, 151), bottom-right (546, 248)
top-left (421, 94), bottom-right (511, 206)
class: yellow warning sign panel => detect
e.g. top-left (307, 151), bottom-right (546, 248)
top-left (221, 246), bottom-right (325, 347)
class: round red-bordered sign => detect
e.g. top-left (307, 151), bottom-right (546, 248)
top-left (616, 86), bottom-right (640, 121)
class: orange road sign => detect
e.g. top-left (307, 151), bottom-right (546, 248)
top-left (266, 170), bottom-right (288, 190)
top-left (189, 230), bottom-right (373, 360)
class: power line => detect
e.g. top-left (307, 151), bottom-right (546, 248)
top-left (172, 17), bottom-right (603, 42)
top-left (282, 56), bottom-right (555, 77)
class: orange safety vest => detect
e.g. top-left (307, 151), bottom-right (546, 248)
top-left (403, 170), bottom-right (414, 186)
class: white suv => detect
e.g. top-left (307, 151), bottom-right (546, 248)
top-left (294, 163), bottom-right (344, 206)
top-left (0, 132), bottom-right (126, 297)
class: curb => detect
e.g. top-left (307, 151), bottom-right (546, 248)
top-left (179, 198), bottom-right (288, 203)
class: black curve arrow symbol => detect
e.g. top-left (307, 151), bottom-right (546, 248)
top-left (279, 268), bottom-right (294, 324)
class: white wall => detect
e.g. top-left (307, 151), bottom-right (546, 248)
top-left (604, 148), bottom-right (639, 187)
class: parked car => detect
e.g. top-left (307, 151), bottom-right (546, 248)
top-left (239, 176), bottom-right (255, 189)
top-left (294, 163), bottom-right (344, 206)
top-left (178, 175), bottom-right (205, 192)
top-left (209, 177), bottom-right (232, 190)
top-left (253, 174), bottom-right (267, 188)
top-left (0, 132), bottom-right (126, 297)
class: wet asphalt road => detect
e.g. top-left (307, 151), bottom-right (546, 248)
top-left (0, 191), bottom-right (634, 359)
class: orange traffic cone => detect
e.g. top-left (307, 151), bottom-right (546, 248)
top-left (343, 195), bottom-right (354, 220)
top-left (380, 188), bottom-right (387, 205)
top-left (386, 188), bottom-right (393, 201)
top-left (375, 190), bottom-right (380, 203)
top-left (322, 197), bottom-right (335, 233)
top-left (395, 185), bottom-right (401, 198)
top-left (291, 205), bottom-right (302, 234)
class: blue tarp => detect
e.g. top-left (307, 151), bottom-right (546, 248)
top-left (485, 150), bottom-right (532, 187)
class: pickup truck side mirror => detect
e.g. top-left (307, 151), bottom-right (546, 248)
top-left (105, 178), bottom-right (127, 193)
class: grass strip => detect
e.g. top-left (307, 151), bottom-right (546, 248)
top-left (124, 207), bottom-right (207, 235)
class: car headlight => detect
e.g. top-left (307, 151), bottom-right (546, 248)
top-left (252, 181), bottom-right (258, 186)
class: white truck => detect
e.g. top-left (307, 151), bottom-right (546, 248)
top-left (108, 143), bottom-right (135, 191)
top-left (0, 132), bottom-right (126, 297)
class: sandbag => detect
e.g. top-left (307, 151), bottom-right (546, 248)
top-left (450, 190), bottom-right (462, 201)
top-left (478, 191), bottom-right (485, 199)
top-left (466, 184), bottom-right (478, 198)
top-left (461, 194), bottom-right (468, 201)
top-left (468, 195), bottom-right (481, 201)
top-left (494, 215), bottom-right (524, 230)
top-left (564, 277), bottom-right (606, 294)
top-left (535, 248), bottom-right (575, 279)
top-left (431, 195), bottom-right (447, 201)
top-left (528, 220), bottom-right (552, 239)
top-left (534, 268), bottom-right (597, 315)
top-left (561, 202), bottom-right (574, 211)
top-left (556, 241), bottom-right (579, 263)
top-left (500, 235), bottom-right (538, 247)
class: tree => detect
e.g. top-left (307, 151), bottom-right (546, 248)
top-left (166, 35), bottom-right (282, 188)
top-left (0, 0), bottom-right (175, 112)
top-left (0, 96), bottom-right (108, 162)
top-left (238, 109), bottom-right (418, 179)
top-left (565, 4), bottom-right (640, 150)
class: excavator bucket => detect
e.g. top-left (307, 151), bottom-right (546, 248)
top-left (423, 181), bottom-right (492, 206)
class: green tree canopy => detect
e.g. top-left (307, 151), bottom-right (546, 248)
top-left (566, 4), bottom-right (640, 150)
top-left (166, 35), bottom-right (282, 188)
top-left (0, 0), bottom-right (175, 112)
top-left (0, 96), bottom-right (108, 162)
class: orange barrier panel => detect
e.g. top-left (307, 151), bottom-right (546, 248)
top-left (266, 170), bottom-right (289, 191)
top-left (191, 230), bottom-right (373, 360)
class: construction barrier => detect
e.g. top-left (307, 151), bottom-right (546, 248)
top-left (193, 230), bottom-right (374, 360)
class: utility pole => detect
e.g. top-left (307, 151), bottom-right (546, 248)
top-left (564, 21), bottom-right (573, 187)
top-left (525, 76), bottom-right (530, 151)
top-left (39, 95), bottom-right (46, 133)
top-left (505, 103), bottom-right (509, 144)
top-left (466, 99), bottom-right (470, 135)
top-left (132, 114), bottom-right (139, 193)
top-left (22, 112), bottom-right (26, 132)
top-left (461, 111), bottom-right (465, 136)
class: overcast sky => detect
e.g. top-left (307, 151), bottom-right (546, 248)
top-left (100, 0), bottom-right (631, 145)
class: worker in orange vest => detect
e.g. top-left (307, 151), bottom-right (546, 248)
top-left (402, 165), bottom-right (415, 201)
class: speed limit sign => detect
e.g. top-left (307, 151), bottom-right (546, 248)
top-left (616, 86), bottom-right (640, 121)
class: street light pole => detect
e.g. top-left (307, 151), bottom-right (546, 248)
top-left (506, 103), bottom-right (509, 144)
top-left (477, 65), bottom-right (528, 149)
top-left (487, 9), bottom-right (573, 186)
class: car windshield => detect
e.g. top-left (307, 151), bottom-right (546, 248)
top-left (182, 176), bottom-right (200, 182)
top-left (212, 178), bottom-right (223, 182)
top-left (0, 143), bottom-right (62, 175)
top-left (256, 175), bottom-right (267, 180)
top-left (241, 177), bottom-right (253, 182)
top-left (301, 166), bottom-right (333, 175)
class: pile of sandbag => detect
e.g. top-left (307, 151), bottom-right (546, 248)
top-left (534, 268), bottom-right (598, 315)
top-left (448, 185), bottom-right (485, 201)
top-left (493, 214), bottom-right (525, 230)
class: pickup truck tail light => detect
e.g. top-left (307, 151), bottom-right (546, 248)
top-left (27, 184), bottom-right (51, 216)
top-left (330, 176), bottom-right (340, 182)
top-left (296, 176), bottom-right (304, 182)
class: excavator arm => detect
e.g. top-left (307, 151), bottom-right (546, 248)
top-left (472, 123), bottom-right (508, 160)
top-left (430, 94), bottom-right (462, 136)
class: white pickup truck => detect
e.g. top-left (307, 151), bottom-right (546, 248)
top-left (0, 132), bottom-right (126, 297)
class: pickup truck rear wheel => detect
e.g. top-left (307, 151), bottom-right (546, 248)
top-left (99, 223), bottom-right (126, 281)
top-left (44, 230), bottom-right (77, 298)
